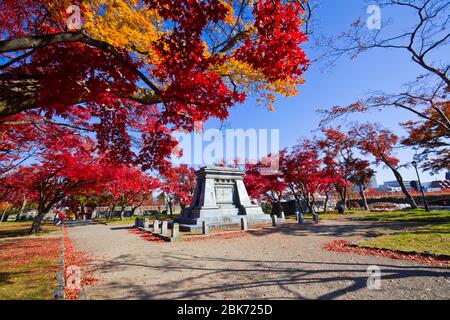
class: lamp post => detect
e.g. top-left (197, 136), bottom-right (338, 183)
top-left (412, 161), bottom-right (429, 212)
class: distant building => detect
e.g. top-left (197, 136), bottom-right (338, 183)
top-left (377, 186), bottom-right (402, 193)
top-left (412, 180), bottom-right (450, 192)
top-left (429, 180), bottom-right (450, 191)
top-left (379, 180), bottom-right (411, 191)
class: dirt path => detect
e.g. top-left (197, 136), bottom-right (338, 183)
top-left (67, 220), bottom-right (450, 300)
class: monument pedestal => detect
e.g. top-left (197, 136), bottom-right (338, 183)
top-left (175, 166), bottom-right (272, 231)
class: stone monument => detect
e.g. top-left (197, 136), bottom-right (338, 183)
top-left (175, 166), bottom-right (272, 231)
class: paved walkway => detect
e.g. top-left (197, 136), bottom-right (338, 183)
top-left (67, 220), bottom-right (450, 300)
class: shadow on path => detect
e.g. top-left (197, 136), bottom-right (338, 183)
top-left (86, 252), bottom-right (450, 300)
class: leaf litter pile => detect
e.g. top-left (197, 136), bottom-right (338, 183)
top-left (129, 227), bottom-right (165, 243)
top-left (182, 230), bottom-right (250, 242)
top-left (0, 238), bottom-right (60, 267)
top-left (64, 226), bottom-right (97, 300)
top-left (323, 240), bottom-right (450, 267)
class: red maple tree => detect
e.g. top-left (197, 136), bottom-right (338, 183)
top-left (348, 159), bottom-right (375, 211)
top-left (284, 140), bottom-right (343, 214)
top-left (160, 164), bottom-right (195, 216)
top-left (4, 134), bottom-right (109, 234)
top-left (244, 152), bottom-right (287, 216)
top-left (106, 165), bottom-right (160, 220)
top-left (318, 128), bottom-right (356, 209)
top-left (349, 123), bottom-right (418, 209)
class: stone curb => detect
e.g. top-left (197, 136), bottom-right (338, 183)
top-left (54, 223), bottom-right (65, 300)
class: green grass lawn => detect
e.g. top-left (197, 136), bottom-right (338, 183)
top-left (0, 222), bottom-right (61, 299)
top-left (94, 217), bottom-right (140, 225)
top-left (352, 209), bottom-right (450, 222)
top-left (0, 255), bottom-right (59, 299)
top-left (300, 210), bottom-right (370, 220)
top-left (0, 221), bottom-right (60, 239)
top-left (301, 209), bottom-right (450, 256)
top-left (359, 222), bottom-right (450, 256)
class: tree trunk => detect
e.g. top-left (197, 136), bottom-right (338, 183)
top-left (386, 163), bottom-right (418, 209)
top-left (168, 201), bottom-right (173, 217)
top-left (359, 184), bottom-right (369, 211)
top-left (343, 187), bottom-right (348, 210)
top-left (324, 194), bottom-right (329, 214)
top-left (0, 206), bottom-right (8, 223)
top-left (336, 185), bottom-right (348, 212)
top-left (302, 192), bottom-right (315, 215)
top-left (108, 205), bottom-right (114, 219)
top-left (293, 193), bottom-right (303, 213)
top-left (16, 196), bottom-right (27, 221)
top-left (29, 208), bottom-right (48, 234)
top-left (120, 205), bottom-right (126, 221)
top-left (271, 201), bottom-right (285, 218)
top-left (80, 204), bottom-right (86, 220)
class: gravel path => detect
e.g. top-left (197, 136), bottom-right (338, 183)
top-left (67, 220), bottom-right (450, 300)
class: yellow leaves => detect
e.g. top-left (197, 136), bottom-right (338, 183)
top-left (215, 57), bottom-right (264, 85)
top-left (83, 0), bottom-right (162, 61)
top-left (213, 57), bottom-right (303, 111)
top-left (202, 41), bottom-right (212, 59)
top-left (269, 77), bottom-right (304, 97)
top-left (220, 0), bottom-right (236, 26)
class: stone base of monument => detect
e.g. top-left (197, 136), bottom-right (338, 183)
top-left (174, 166), bottom-right (275, 232)
top-left (175, 212), bottom-right (274, 232)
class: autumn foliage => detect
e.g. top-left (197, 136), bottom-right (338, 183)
top-left (0, 0), bottom-right (310, 171)
top-left (0, 0), bottom-right (311, 232)
top-left (160, 164), bottom-right (195, 214)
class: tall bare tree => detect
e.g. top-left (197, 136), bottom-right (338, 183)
top-left (318, 0), bottom-right (449, 172)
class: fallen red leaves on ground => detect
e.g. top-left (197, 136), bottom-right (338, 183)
top-left (128, 228), bottom-right (165, 243)
top-left (64, 226), bottom-right (97, 300)
top-left (323, 240), bottom-right (450, 267)
top-left (182, 231), bottom-right (250, 242)
top-left (0, 238), bottom-right (60, 268)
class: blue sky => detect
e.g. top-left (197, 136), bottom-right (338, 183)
top-left (203, 0), bottom-right (449, 184)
